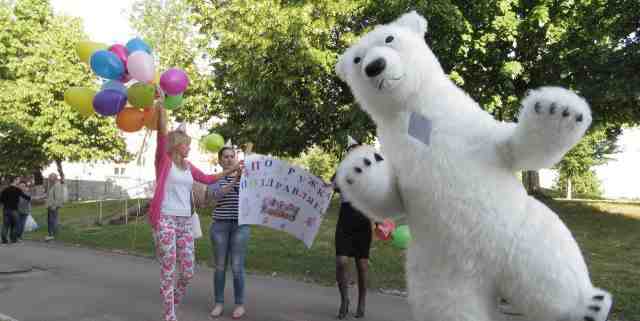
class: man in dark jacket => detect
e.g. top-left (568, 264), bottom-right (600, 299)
top-left (0, 177), bottom-right (31, 244)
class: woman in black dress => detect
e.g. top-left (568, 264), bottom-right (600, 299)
top-left (332, 139), bottom-right (373, 319)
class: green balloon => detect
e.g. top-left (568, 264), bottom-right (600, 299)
top-left (391, 225), bottom-right (411, 249)
top-left (127, 82), bottom-right (155, 108)
top-left (203, 133), bottom-right (224, 153)
top-left (164, 94), bottom-right (184, 110)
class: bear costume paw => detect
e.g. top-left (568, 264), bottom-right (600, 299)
top-left (507, 86), bottom-right (592, 170)
top-left (336, 145), bottom-right (405, 221)
top-left (521, 86), bottom-right (591, 134)
top-left (581, 289), bottom-right (612, 321)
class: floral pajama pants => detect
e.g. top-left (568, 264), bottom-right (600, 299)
top-left (155, 215), bottom-right (195, 321)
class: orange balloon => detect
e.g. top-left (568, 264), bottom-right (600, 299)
top-left (116, 108), bottom-right (145, 132)
top-left (143, 106), bottom-right (159, 130)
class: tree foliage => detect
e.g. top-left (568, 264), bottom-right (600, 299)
top-left (286, 146), bottom-right (339, 182)
top-left (129, 0), bottom-right (214, 124)
top-left (556, 126), bottom-right (617, 177)
top-left (186, 0), bottom-right (638, 161)
top-left (183, 0), bottom-right (639, 201)
top-left (0, 0), bottom-right (128, 178)
top-left (553, 127), bottom-right (613, 197)
top-left (554, 169), bottom-right (603, 198)
top-left (188, 0), bottom-right (374, 156)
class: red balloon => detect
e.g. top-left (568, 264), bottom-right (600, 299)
top-left (374, 218), bottom-right (396, 241)
top-left (109, 44), bottom-right (128, 67)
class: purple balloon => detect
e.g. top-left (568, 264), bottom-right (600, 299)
top-left (93, 89), bottom-right (127, 116)
top-left (160, 68), bottom-right (189, 95)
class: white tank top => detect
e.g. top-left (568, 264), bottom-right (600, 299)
top-left (161, 164), bottom-right (193, 216)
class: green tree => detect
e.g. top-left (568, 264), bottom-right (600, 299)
top-left (0, 119), bottom-right (47, 181)
top-left (554, 169), bottom-right (603, 199)
top-left (553, 127), bottom-right (613, 199)
top-left (188, 0), bottom-right (374, 156)
top-left (0, 0), bottom-right (128, 179)
top-left (187, 1), bottom-right (638, 182)
top-left (128, 0), bottom-right (214, 123)
top-left (286, 146), bottom-right (339, 182)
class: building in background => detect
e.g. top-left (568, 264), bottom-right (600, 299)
top-left (42, 121), bottom-right (222, 201)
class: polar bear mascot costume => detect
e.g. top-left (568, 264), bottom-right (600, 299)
top-left (334, 10), bottom-right (612, 321)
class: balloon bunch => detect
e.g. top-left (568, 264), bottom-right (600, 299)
top-left (64, 38), bottom-right (189, 133)
top-left (374, 218), bottom-right (411, 249)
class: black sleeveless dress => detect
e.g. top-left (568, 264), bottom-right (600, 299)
top-left (333, 176), bottom-right (372, 259)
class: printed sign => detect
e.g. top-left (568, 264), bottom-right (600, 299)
top-left (239, 154), bottom-right (334, 248)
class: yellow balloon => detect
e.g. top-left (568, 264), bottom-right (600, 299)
top-left (153, 71), bottom-right (161, 84)
top-left (76, 41), bottom-right (108, 64)
top-left (64, 87), bottom-right (97, 117)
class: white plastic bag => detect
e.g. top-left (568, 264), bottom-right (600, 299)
top-left (24, 214), bottom-right (38, 232)
top-left (191, 212), bottom-right (202, 239)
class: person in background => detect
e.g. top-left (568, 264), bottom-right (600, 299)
top-left (149, 102), bottom-right (241, 321)
top-left (45, 173), bottom-right (66, 241)
top-left (208, 145), bottom-right (249, 319)
top-left (16, 179), bottom-right (33, 241)
top-left (332, 137), bottom-right (374, 319)
top-left (1, 177), bottom-right (31, 244)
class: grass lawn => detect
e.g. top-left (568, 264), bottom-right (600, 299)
top-left (24, 198), bottom-right (639, 320)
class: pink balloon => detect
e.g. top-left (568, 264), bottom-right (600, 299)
top-left (127, 51), bottom-right (155, 83)
top-left (160, 68), bottom-right (189, 95)
top-left (109, 44), bottom-right (128, 68)
top-left (110, 44), bottom-right (131, 84)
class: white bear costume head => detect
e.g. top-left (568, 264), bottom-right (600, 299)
top-left (336, 11), bottom-right (448, 118)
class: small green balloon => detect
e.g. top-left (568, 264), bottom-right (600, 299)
top-left (127, 82), bottom-right (155, 108)
top-left (391, 225), bottom-right (411, 249)
top-left (164, 94), bottom-right (184, 110)
top-left (203, 133), bottom-right (225, 153)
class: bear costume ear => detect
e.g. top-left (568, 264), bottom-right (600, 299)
top-left (392, 10), bottom-right (428, 35)
top-left (347, 135), bottom-right (359, 148)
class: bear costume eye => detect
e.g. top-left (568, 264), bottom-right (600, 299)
top-left (354, 57), bottom-right (361, 64)
top-left (385, 35), bottom-right (394, 43)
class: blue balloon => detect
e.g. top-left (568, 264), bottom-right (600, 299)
top-left (93, 89), bottom-right (127, 116)
top-left (90, 50), bottom-right (125, 80)
top-left (101, 80), bottom-right (127, 94)
top-left (125, 37), bottom-right (151, 55)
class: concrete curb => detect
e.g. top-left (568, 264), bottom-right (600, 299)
top-left (0, 312), bottom-right (18, 321)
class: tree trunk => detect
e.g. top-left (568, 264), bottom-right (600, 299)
top-left (522, 170), bottom-right (540, 195)
top-left (33, 169), bottom-right (44, 185)
top-left (566, 177), bottom-right (572, 200)
top-left (55, 159), bottom-right (65, 183)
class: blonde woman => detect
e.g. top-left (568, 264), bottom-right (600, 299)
top-left (149, 104), bottom-right (240, 321)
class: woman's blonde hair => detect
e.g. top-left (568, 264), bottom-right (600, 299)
top-left (168, 130), bottom-right (191, 153)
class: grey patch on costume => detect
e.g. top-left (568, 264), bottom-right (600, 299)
top-left (408, 112), bottom-right (432, 146)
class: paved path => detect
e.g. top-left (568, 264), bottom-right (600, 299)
top-left (0, 242), bottom-right (410, 321)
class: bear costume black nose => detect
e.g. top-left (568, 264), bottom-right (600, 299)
top-left (365, 58), bottom-right (386, 77)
